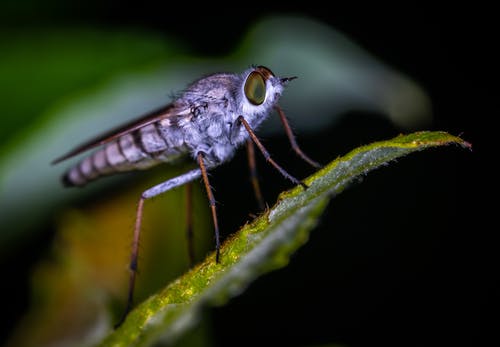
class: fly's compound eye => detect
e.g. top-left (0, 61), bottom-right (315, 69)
top-left (244, 71), bottom-right (266, 105)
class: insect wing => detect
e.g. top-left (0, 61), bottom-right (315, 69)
top-left (52, 103), bottom-right (180, 164)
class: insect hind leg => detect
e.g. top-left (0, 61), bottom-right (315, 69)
top-left (116, 168), bottom-right (202, 328)
top-left (246, 139), bottom-right (265, 210)
top-left (185, 182), bottom-right (195, 266)
top-left (196, 152), bottom-right (221, 263)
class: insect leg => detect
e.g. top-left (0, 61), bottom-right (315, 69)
top-left (196, 152), bottom-right (221, 263)
top-left (238, 116), bottom-right (307, 189)
top-left (185, 182), bottom-right (195, 266)
top-left (117, 168), bottom-right (202, 327)
top-left (274, 105), bottom-right (322, 168)
top-left (246, 139), bottom-right (265, 210)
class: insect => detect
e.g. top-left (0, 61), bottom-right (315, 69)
top-left (52, 65), bottom-right (320, 324)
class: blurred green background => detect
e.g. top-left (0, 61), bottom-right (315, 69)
top-left (0, 2), bottom-right (490, 347)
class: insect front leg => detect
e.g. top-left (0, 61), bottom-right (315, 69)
top-left (117, 168), bottom-right (202, 328)
top-left (238, 116), bottom-right (307, 189)
top-left (274, 105), bottom-right (322, 168)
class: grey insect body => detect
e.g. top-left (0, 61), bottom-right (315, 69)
top-left (62, 68), bottom-right (284, 186)
top-left (53, 65), bottom-right (319, 326)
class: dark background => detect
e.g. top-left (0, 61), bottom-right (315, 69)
top-left (1, 2), bottom-right (491, 346)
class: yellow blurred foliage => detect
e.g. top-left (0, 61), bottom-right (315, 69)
top-left (7, 169), bottom-right (210, 347)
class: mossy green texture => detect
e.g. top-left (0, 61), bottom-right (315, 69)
top-left (99, 131), bottom-right (469, 347)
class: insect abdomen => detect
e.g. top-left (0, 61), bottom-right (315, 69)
top-left (63, 123), bottom-right (185, 186)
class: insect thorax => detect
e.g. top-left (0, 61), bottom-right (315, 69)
top-left (169, 97), bottom-right (262, 167)
top-left (170, 72), bottom-right (280, 167)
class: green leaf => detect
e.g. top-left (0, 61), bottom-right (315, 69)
top-left (98, 131), bottom-right (470, 347)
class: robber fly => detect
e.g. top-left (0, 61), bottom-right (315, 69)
top-left (52, 65), bottom-right (320, 325)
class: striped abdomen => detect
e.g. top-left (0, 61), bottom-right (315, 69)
top-left (63, 121), bottom-right (187, 187)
